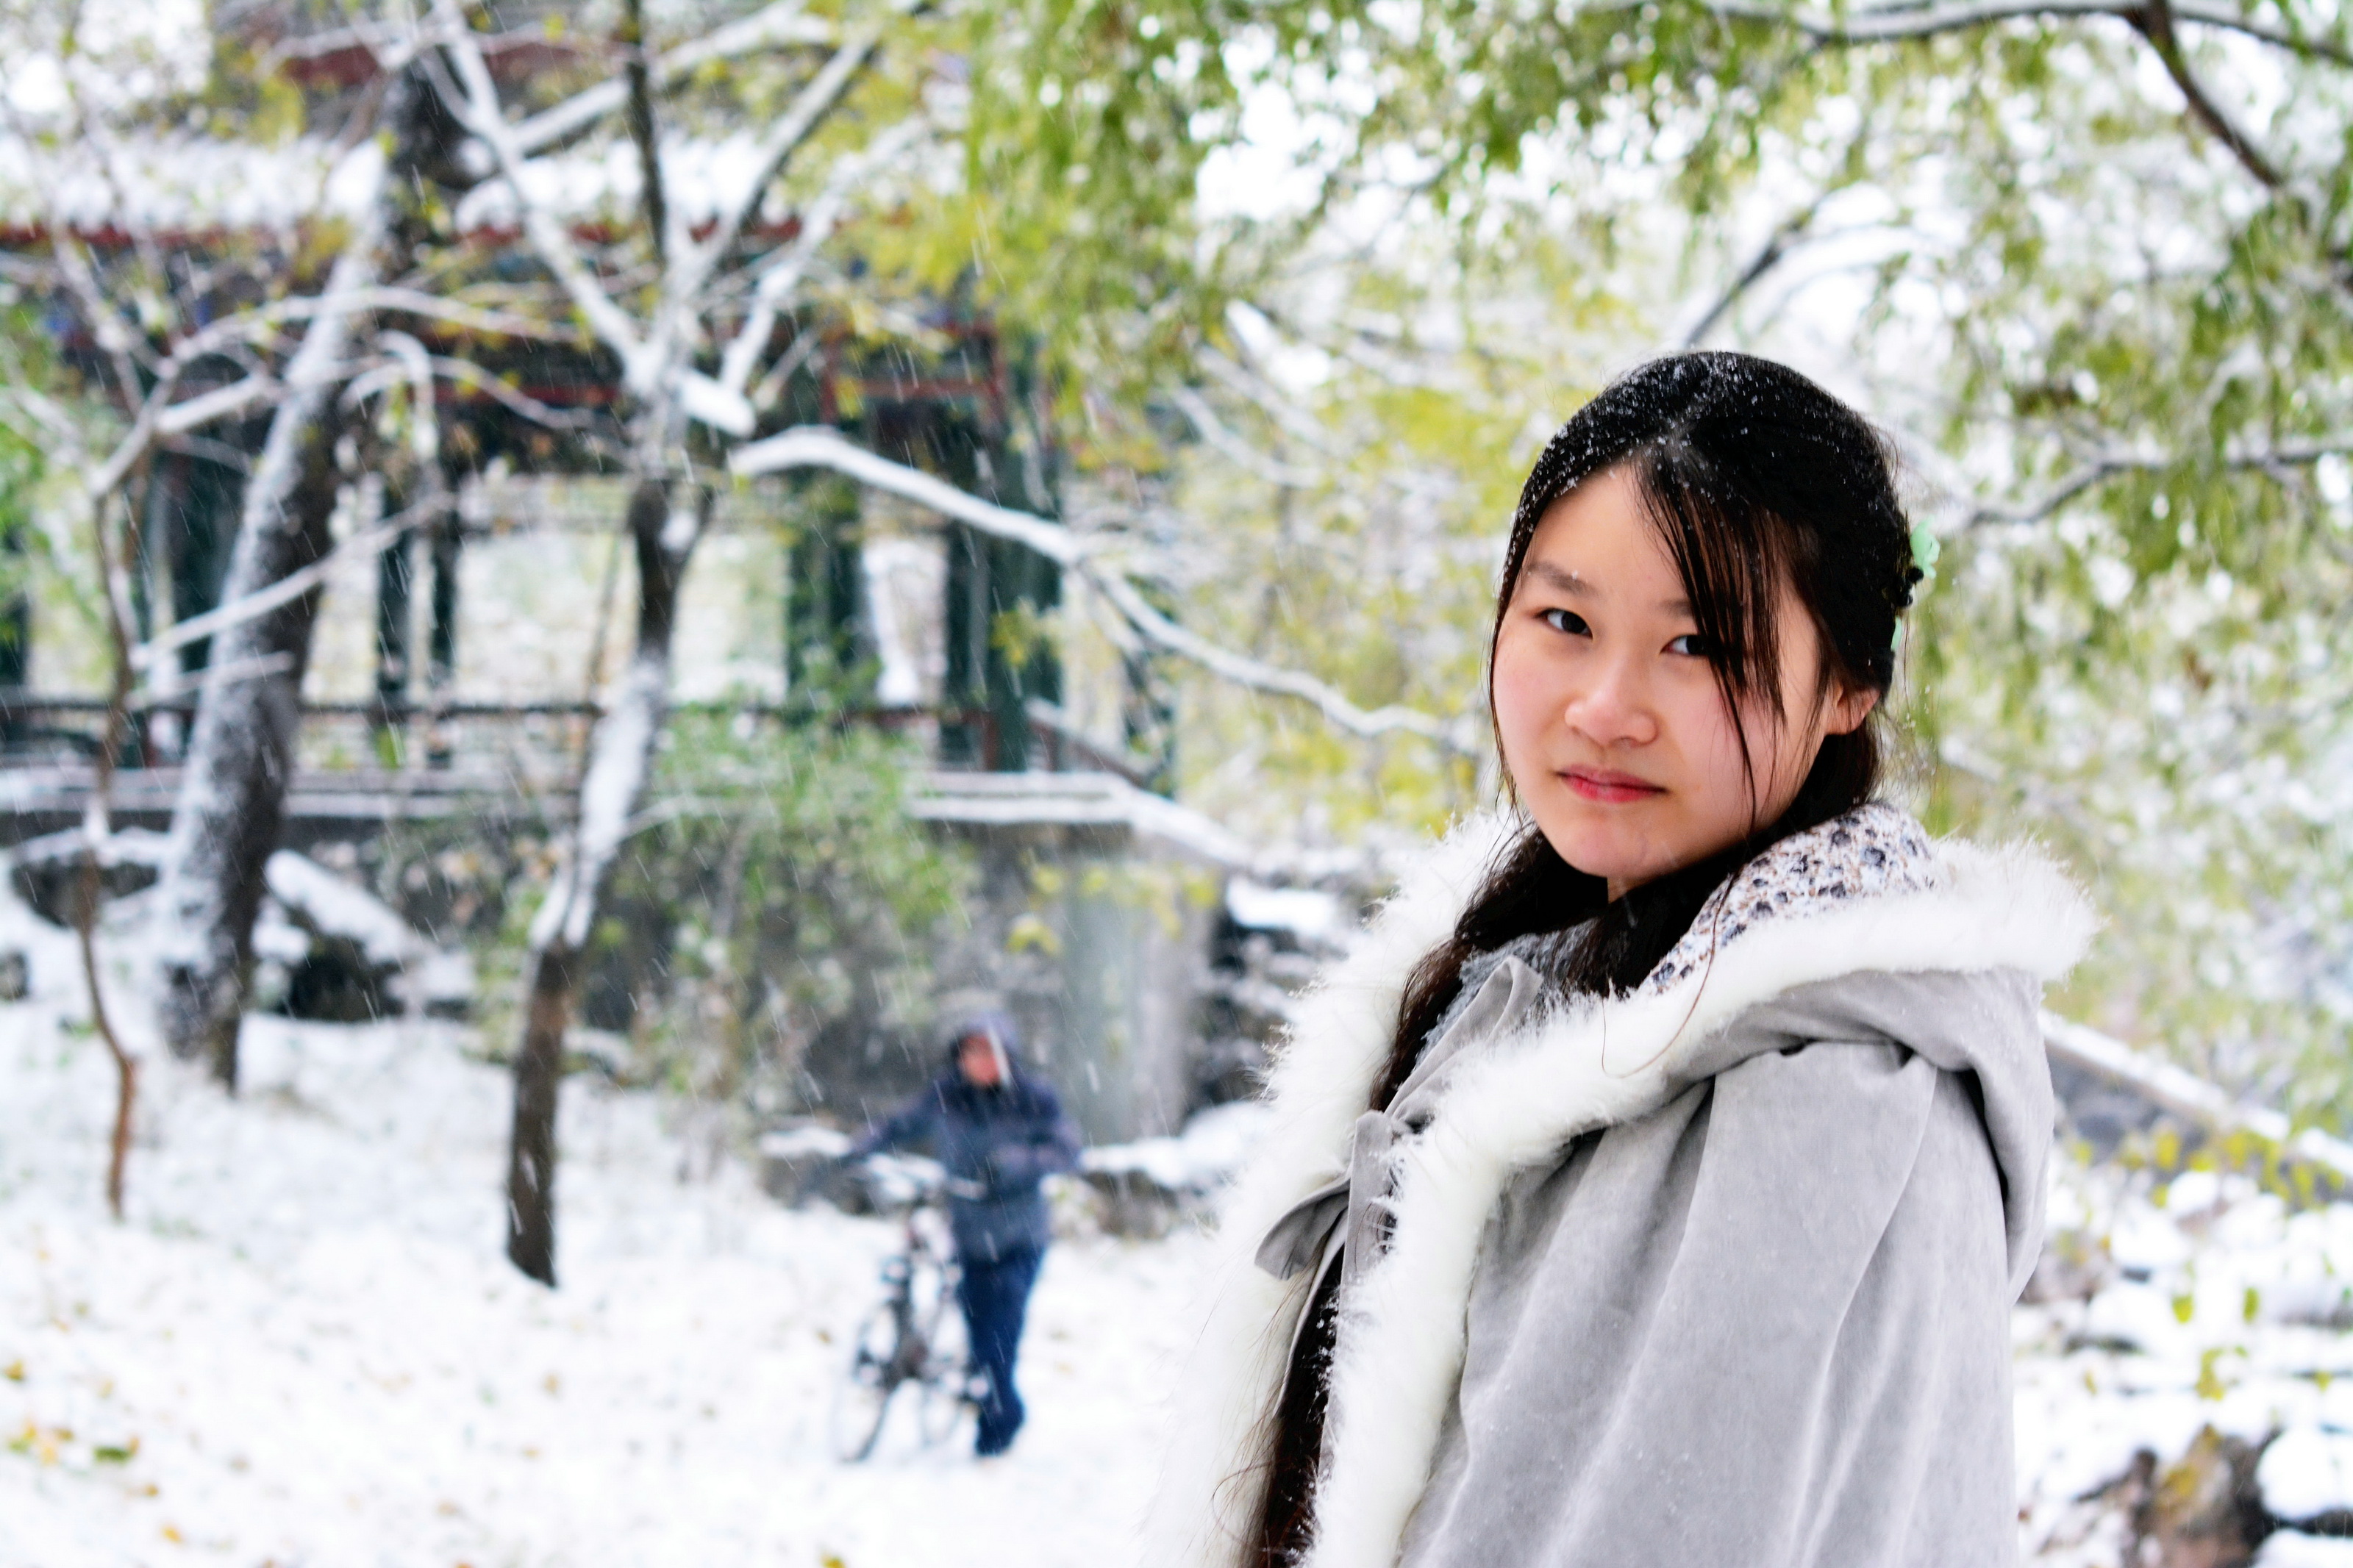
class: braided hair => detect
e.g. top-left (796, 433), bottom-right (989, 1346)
top-left (1246, 351), bottom-right (1923, 1565)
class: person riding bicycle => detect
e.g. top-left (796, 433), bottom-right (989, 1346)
top-left (846, 1012), bottom-right (1081, 1457)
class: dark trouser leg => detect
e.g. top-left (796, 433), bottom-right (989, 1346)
top-left (957, 1246), bottom-right (1044, 1456)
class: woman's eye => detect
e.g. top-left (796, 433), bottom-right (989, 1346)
top-left (1540, 608), bottom-right (1590, 636)
top-left (1666, 633), bottom-right (1715, 658)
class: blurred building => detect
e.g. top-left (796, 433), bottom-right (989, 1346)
top-left (0, 5), bottom-right (1246, 1142)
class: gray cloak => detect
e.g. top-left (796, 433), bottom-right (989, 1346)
top-left (1144, 805), bottom-right (2095, 1568)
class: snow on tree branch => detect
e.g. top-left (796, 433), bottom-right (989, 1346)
top-left (128, 488), bottom-right (453, 679)
top-left (715, 116), bottom-right (930, 400)
top-left (729, 426), bottom-right (1484, 756)
top-left (429, 1), bottom-right (653, 387)
top-left (1961, 437), bottom-right (2353, 531)
top-left (1703, 0), bottom-right (2353, 65)
top-left (264, 287), bottom-right (576, 343)
top-left (154, 378), bottom-right (277, 438)
top-left (1162, 384), bottom-right (1324, 490)
top-left (531, 654), bottom-right (664, 953)
top-left (431, 0), bottom-right (883, 432)
top-left (1678, 194), bottom-right (1830, 349)
top-left (668, 21), bottom-right (885, 307)
top-left (511, 1), bottom-right (840, 154)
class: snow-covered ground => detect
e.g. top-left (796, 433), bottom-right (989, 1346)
top-left (12, 884), bottom-right (2353, 1566)
top-left (0, 920), bottom-right (1210, 1567)
top-left (2017, 1157), bottom-right (2353, 1565)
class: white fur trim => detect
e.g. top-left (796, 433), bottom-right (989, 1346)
top-left (1304, 835), bottom-right (2090, 1568)
top-left (1149, 820), bottom-right (2095, 1568)
top-left (1141, 811), bottom-right (1521, 1568)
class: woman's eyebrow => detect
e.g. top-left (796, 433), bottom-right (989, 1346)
top-left (1525, 561), bottom-right (1688, 615)
top-left (1525, 560), bottom-right (1591, 595)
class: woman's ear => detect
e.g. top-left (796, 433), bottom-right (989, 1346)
top-left (1825, 684), bottom-right (1879, 737)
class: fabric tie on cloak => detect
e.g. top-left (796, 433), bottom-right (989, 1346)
top-left (1254, 956), bottom-right (1549, 1291)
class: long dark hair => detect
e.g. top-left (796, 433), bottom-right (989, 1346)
top-left (1249, 351), bottom-right (1923, 1565)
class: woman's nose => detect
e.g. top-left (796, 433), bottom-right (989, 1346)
top-left (1564, 655), bottom-right (1657, 747)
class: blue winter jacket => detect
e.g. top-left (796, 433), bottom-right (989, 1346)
top-left (852, 1069), bottom-right (1082, 1264)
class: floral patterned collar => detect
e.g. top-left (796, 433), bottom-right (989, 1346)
top-left (1637, 801), bottom-right (1939, 996)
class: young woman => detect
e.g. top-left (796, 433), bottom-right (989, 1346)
top-left (1147, 353), bottom-right (2093, 1567)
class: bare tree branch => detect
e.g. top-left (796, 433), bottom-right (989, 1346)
top-left (269, 286), bottom-right (578, 343)
top-left (729, 425), bottom-right (1482, 755)
top-left (429, 0), bottom-right (653, 386)
top-left (746, 326), bottom-right (823, 412)
top-left (0, 365), bottom-right (249, 516)
top-left (1961, 437), bottom-right (2353, 529)
top-left (8, 284), bottom-right (572, 398)
top-left (1081, 568), bottom-right (1481, 755)
top-left (1702, 0), bottom-right (2353, 67)
top-left (77, 491), bottom-right (142, 1223)
top-left (1198, 346), bottom-right (1347, 460)
top-left (618, 0), bottom-right (671, 269)
top-left (424, 356), bottom-right (606, 432)
top-left (2044, 1012), bottom-right (2353, 1186)
top-left (669, 21), bottom-right (885, 307)
top-left (1163, 384), bottom-right (1325, 489)
top-left (2127, 0), bottom-right (2287, 190)
top-left (154, 376), bottom-right (277, 438)
top-left (47, 229), bottom-right (150, 394)
top-left (437, 1), bottom-right (881, 429)
top-left (715, 115), bottom-right (929, 398)
top-left (1680, 194), bottom-right (1827, 348)
top-left (376, 329), bottom-right (444, 473)
top-left (24, 50), bottom-right (165, 1203)
top-left (62, 79), bottom-right (185, 350)
top-left (738, 426), bottom-right (1083, 559)
top-left (253, 16), bottom-right (422, 76)
top-left (1963, 462), bottom-right (2119, 530)
top-left (129, 490), bottom-right (454, 675)
top-left (512, 0), bottom-right (838, 154)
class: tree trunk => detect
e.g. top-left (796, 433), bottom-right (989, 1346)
top-left (152, 66), bottom-right (456, 1086)
top-left (506, 474), bottom-right (708, 1285)
top-left (151, 318), bottom-right (356, 1086)
top-left (505, 940), bottom-right (577, 1285)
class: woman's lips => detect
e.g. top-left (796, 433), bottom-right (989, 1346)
top-left (1559, 767), bottom-right (1665, 804)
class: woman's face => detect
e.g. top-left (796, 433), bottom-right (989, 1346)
top-left (1490, 465), bottom-right (1876, 900)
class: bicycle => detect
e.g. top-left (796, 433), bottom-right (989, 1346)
top-left (829, 1156), bottom-right (980, 1462)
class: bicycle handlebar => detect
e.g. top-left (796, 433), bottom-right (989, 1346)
top-left (838, 1151), bottom-right (1002, 1214)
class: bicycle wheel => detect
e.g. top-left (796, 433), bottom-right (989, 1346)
top-left (917, 1296), bottom-right (975, 1447)
top-left (830, 1305), bottom-right (903, 1462)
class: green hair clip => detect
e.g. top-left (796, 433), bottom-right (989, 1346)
top-left (1910, 523), bottom-right (1942, 583)
top-left (1893, 524), bottom-right (1941, 651)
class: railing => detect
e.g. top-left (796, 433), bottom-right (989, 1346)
top-left (0, 689), bottom-right (1155, 803)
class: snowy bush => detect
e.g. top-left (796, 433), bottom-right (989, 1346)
top-left (565, 712), bottom-right (972, 1142)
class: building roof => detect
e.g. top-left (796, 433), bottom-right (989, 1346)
top-left (0, 132), bottom-right (807, 243)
